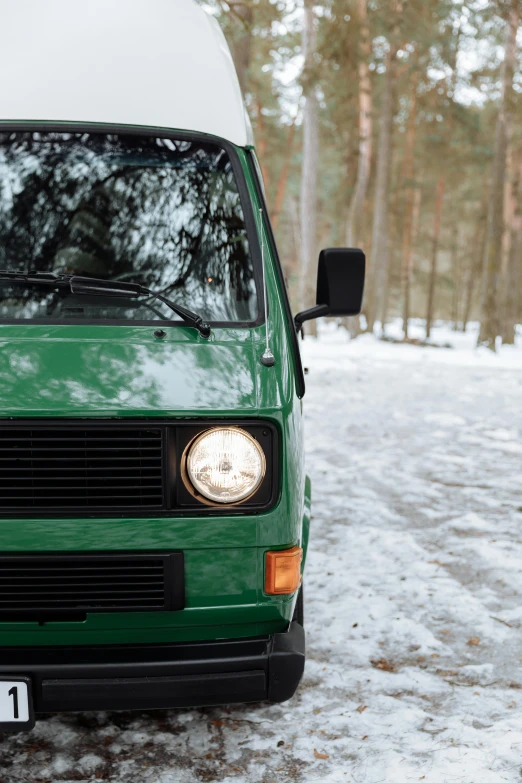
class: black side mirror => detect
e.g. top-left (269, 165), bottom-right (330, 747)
top-left (294, 248), bottom-right (365, 331)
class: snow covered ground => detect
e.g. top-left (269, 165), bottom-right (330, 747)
top-left (2, 321), bottom-right (522, 782)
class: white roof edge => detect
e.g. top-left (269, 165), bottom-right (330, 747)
top-left (0, 0), bottom-right (252, 147)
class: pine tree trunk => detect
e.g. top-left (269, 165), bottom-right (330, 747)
top-left (462, 211), bottom-right (486, 333)
top-left (366, 44), bottom-right (396, 334)
top-left (290, 196), bottom-right (302, 269)
top-left (425, 175), bottom-right (445, 339)
top-left (400, 80), bottom-right (419, 340)
top-left (229, 3), bottom-right (253, 97)
top-left (501, 156), bottom-right (522, 343)
top-left (272, 120), bottom-right (296, 231)
top-left (346, 0), bottom-right (372, 247)
top-left (424, 25), bottom-right (460, 340)
top-left (461, 266), bottom-right (474, 333)
top-left (402, 178), bottom-right (422, 339)
top-left (381, 255), bottom-right (392, 332)
top-left (342, 0), bottom-right (372, 338)
top-left (478, 1), bottom-right (519, 350)
top-left (255, 99), bottom-right (270, 193)
top-left (299, 0), bottom-right (319, 337)
top-left (450, 219), bottom-right (460, 329)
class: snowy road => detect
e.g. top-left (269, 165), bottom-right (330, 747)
top-left (2, 325), bottom-right (522, 783)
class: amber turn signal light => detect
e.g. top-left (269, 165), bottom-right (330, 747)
top-left (265, 546), bottom-right (303, 595)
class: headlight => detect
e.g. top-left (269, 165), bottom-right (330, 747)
top-left (184, 427), bottom-right (266, 504)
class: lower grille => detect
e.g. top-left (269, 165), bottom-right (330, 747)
top-left (0, 552), bottom-right (184, 619)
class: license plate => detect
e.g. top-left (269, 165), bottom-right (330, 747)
top-left (0, 677), bottom-right (35, 732)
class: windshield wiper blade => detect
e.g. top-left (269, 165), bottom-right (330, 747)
top-left (0, 270), bottom-right (67, 283)
top-left (69, 276), bottom-right (211, 338)
top-left (0, 271), bottom-right (211, 337)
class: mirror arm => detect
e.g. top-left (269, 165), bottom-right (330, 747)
top-left (294, 304), bottom-right (330, 332)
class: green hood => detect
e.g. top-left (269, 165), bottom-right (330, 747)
top-left (0, 325), bottom-right (260, 417)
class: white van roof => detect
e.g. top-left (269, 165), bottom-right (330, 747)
top-left (0, 0), bottom-right (252, 147)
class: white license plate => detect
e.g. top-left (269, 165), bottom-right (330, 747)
top-left (0, 678), bottom-right (34, 731)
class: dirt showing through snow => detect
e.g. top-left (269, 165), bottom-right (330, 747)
top-left (2, 324), bottom-right (522, 782)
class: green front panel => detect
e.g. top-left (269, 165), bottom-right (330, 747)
top-left (0, 143), bottom-right (306, 646)
top-left (0, 547), bottom-right (296, 646)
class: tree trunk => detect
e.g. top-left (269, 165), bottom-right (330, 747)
top-left (478, 0), bottom-right (519, 350)
top-left (400, 79), bottom-right (419, 339)
top-left (271, 120), bottom-right (297, 231)
top-left (425, 175), bottom-right (445, 339)
top-left (450, 219), bottom-right (460, 329)
top-left (366, 44), bottom-right (397, 334)
top-left (402, 175), bottom-right (422, 339)
top-left (341, 0), bottom-right (372, 338)
top-left (381, 253), bottom-right (393, 333)
top-left (228, 3), bottom-right (254, 97)
top-left (501, 156), bottom-right (522, 343)
top-left (289, 195), bottom-right (302, 285)
top-left (424, 25), bottom-right (460, 339)
top-left (255, 99), bottom-right (270, 193)
top-left (346, 0), bottom-right (372, 247)
top-left (462, 207), bottom-right (487, 332)
top-left (299, 0), bottom-right (319, 336)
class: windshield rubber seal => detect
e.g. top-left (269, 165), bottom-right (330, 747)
top-left (0, 122), bottom-right (265, 330)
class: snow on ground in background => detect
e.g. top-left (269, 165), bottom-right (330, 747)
top-left (2, 322), bottom-right (522, 782)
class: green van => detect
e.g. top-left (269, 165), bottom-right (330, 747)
top-left (0, 0), bottom-right (364, 731)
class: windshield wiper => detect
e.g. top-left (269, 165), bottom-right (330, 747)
top-left (0, 271), bottom-right (211, 338)
top-left (69, 276), bottom-right (211, 337)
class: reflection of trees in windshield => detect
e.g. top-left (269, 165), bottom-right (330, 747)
top-left (0, 133), bottom-right (258, 322)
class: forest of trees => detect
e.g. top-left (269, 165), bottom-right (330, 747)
top-left (201, 0), bottom-right (522, 349)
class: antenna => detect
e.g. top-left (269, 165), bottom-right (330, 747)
top-left (258, 208), bottom-right (275, 367)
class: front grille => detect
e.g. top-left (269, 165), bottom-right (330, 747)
top-left (0, 419), bottom-right (276, 517)
top-left (0, 425), bottom-right (164, 511)
top-left (0, 552), bottom-right (184, 618)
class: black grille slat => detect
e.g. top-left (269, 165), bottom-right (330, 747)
top-left (0, 449), bottom-right (162, 455)
top-left (0, 431), bottom-right (160, 437)
top-left (0, 553), bottom-right (184, 617)
top-left (0, 592), bottom-right (163, 603)
top-left (0, 438), bottom-right (160, 444)
top-left (0, 425), bottom-right (164, 511)
top-left (0, 485), bottom-right (163, 490)
top-left (0, 495), bottom-right (162, 501)
top-left (1, 565), bottom-right (162, 574)
top-left (1, 593), bottom-right (164, 598)
top-left (0, 578), bottom-right (162, 584)
top-left (0, 564), bottom-right (162, 568)
top-left (0, 467), bottom-right (163, 472)
top-left (0, 456), bottom-right (161, 462)
top-left (0, 603), bottom-right (163, 608)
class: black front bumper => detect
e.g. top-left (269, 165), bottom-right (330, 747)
top-left (0, 622), bottom-right (305, 715)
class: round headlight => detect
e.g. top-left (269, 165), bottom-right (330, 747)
top-left (185, 427), bottom-right (266, 504)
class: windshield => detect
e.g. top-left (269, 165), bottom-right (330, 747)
top-left (0, 131), bottom-right (258, 324)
